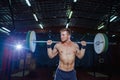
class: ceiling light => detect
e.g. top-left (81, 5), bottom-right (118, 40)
top-left (66, 23), bottom-right (69, 28)
top-left (33, 14), bottom-right (38, 21)
top-left (2, 27), bottom-right (11, 32)
top-left (39, 24), bottom-right (43, 29)
top-left (97, 22), bottom-right (105, 30)
top-left (0, 28), bottom-right (9, 35)
top-left (98, 25), bottom-right (104, 30)
top-left (110, 16), bottom-right (117, 22)
top-left (112, 35), bottom-right (115, 37)
top-left (73, 0), bottom-right (77, 3)
top-left (68, 11), bottom-right (73, 19)
top-left (25, 0), bottom-right (31, 6)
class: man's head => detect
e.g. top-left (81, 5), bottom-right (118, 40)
top-left (60, 28), bottom-right (71, 42)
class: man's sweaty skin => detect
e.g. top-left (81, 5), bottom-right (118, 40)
top-left (56, 41), bottom-right (78, 71)
top-left (47, 31), bottom-right (86, 71)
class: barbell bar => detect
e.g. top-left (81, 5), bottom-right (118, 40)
top-left (26, 31), bottom-right (109, 54)
top-left (33, 41), bottom-right (57, 43)
top-left (33, 41), bottom-right (95, 44)
top-left (33, 40), bottom-right (115, 45)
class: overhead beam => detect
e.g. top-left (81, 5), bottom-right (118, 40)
top-left (8, 0), bottom-right (15, 31)
top-left (15, 26), bottom-right (120, 35)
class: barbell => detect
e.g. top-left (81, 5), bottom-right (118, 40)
top-left (26, 31), bottom-right (110, 54)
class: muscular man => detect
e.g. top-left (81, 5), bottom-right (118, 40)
top-left (47, 28), bottom-right (86, 80)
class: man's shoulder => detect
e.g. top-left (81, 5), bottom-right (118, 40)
top-left (56, 41), bottom-right (61, 45)
top-left (55, 42), bottom-right (61, 46)
top-left (72, 42), bottom-right (79, 47)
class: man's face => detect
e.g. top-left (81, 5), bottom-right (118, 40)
top-left (60, 31), bottom-right (70, 42)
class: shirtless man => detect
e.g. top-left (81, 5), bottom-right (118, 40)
top-left (47, 28), bottom-right (86, 80)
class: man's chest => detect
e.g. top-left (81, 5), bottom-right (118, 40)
top-left (57, 45), bottom-right (77, 55)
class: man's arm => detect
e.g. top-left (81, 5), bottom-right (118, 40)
top-left (75, 41), bottom-right (86, 59)
top-left (47, 44), bottom-right (58, 59)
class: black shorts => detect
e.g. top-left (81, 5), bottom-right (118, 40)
top-left (54, 68), bottom-right (77, 80)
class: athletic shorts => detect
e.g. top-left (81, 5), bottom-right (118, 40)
top-left (54, 68), bottom-right (77, 80)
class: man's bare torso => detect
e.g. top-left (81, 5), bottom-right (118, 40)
top-left (56, 41), bottom-right (77, 71)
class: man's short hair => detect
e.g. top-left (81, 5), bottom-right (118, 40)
top-left (60, 28), bottom-right (71, 35)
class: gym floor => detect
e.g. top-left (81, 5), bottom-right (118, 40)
top-left (9, 67), bottom-right (120, 80)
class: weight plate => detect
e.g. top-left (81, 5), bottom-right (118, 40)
top-left (94, 33), bottom-right (106, 54)
top-left (103, 34), bottom-right (108, 53)
top-left (26, 31), bottom-right (36, 52)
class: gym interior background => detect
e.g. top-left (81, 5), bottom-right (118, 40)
top-left (0, 0), bottom-right (120, 80)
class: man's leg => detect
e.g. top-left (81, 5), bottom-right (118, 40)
top-left (54, 69), bottom-right (64, 80)
top-left (69, 70), bottom-right (77, 80)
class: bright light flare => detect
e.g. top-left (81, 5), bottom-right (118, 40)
top-left (16, 44), bottom-right (23, 50)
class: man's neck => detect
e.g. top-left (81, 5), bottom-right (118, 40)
top-left (62, 40), bottom-right (71, 45)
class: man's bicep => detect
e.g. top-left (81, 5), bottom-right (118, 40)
top-left (76, 43), bottom-right (79, 52)
top-left (53, 44), bottom-right (58, 55)
top-left (75, 44), bottom-right (81, 56)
